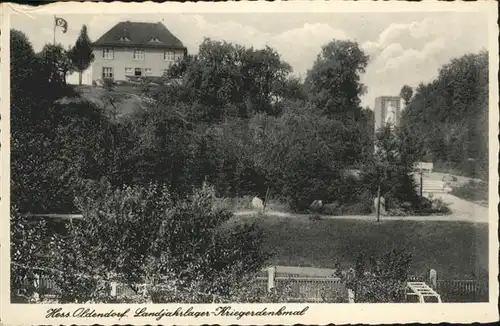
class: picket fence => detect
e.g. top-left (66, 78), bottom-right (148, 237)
top-left (436, 279), bottom-right (488, 302)
top-left (112, 277), bottom-right (345, 303)
top-left (254, 276), bottom-right (346, 302)
top-left (33, 272), bottom-right (488, 303)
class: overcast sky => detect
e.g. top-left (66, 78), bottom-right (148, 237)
top-left (11, 12), bottom-right (488, 107)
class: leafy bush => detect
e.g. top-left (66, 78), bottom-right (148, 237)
top-left (336, 201), bottom-right (373, 216)
top-left (321, 187), bottom-right (373, 215)
top-left (308, 214), bottom-right (322, 221)
top-left (429, 197), bottom-right (452, 214)
top-left (320, 287), bottom-right (349, 303)
top-left (224, 277), bottom-right (346, 303)
top-left (102, 77), bottom-right (116, 90)
top-left (140, 78), bottom-right (151, 95)
top-left (214, 196), bottom-right (255, 211)
top-left (382, 195), bottom-right (451, 216)
top-left (10, 205), bottom-right (48, 302)
top-left (355, 277), bottom-right (407, 303)
top-left (41, 181), bottom-right (270, 303)
top-left (246, 109), bottom-right (367, 212)
top-left (346, 250), bottom-right (412, 303)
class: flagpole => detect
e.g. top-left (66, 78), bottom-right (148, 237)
top-left (53, 15), bottom-right (56, 45)
top-left (52, 15), bottom-right (57, 83)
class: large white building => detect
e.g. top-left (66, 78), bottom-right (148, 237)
top-left (91, 21), bottom-right (187, 83)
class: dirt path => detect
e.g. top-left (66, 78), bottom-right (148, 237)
top-left (234, 192), bottom-right (489, 224)
top-left (423, 192), bottom-right (489, 223)
top-left (234, 172), bottom-right (490, 223)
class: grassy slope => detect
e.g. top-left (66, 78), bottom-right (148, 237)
top-left (245, 215), bottom-right (488, 280)
top-left (451, 181), bottom-right (489, 205)
top-left (77, 85), bottom-right (146, 117)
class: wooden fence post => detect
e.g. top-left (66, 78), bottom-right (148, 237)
top-left (110, 282), bottom-right (117, 297)
top-left (34, 273), bottom-right (40, 289)
top-left (348, 289), bottom-right (355, 303)
top-left (267, 266), bottom-right (275, 292)
top-left (429, 269), bottom-right (437, 289)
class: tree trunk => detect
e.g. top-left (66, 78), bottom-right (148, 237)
top-left (79, 71), bottom-right (83, 86)
top-left (263, 187), bottom-right (270, 212)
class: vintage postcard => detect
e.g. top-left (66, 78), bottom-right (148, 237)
top-left (0, 1), bottom-right (498, 325)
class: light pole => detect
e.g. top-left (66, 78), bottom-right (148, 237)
top-left (419, 169), bottom-right (423, 197)
top-left (376, 183), bottom-right (381, 223)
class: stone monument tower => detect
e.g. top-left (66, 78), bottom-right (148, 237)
top-left (374, 96), bottom-right (402, 134)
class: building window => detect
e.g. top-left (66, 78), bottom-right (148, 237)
top-left (102, 67), bottom-right (113, 79)
top-left (164, 51), bottom-right (175, 61)
top-left (103, 48), bottom-right (114, 60)
top-left (125, 67), bottom-right (133, 75)
top-left (133, 49), bottom-right (145, 60)
top-left (135, 68), bottom-right (142, 77)
top-left (145, 68), bottom-right (152, 76)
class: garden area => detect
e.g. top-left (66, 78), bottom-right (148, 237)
top-left (10, 26), bottom-right (489, 304)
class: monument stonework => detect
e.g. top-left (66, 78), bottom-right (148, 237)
top-left (374, 96), bottom-right (402, 133)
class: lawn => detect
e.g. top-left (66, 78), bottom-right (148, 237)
top-left (239, 215), bottom-right (489, 281)
top-left (451, 180), bottom-right (489, 205)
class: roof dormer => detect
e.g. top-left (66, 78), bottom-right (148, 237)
top-left (149, 37), bottom-right (162, 43)
top-left (93, 21), bottom-right (187, 50)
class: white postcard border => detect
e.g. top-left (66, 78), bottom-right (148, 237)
top-left (1, 1), bottom-right (498, 325)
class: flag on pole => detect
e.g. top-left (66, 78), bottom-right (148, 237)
top-left (55, 17), bottom-right (68, 33)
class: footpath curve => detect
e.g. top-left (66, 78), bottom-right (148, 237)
top-left (234, 193), bottom-right (489, 224)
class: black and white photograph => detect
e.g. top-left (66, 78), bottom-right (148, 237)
top-left (1, 1), bottom-right (498, 324)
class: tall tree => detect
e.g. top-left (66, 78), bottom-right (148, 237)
top-left (165, 38), bottom-right (294, 120)
top-left (10, 29), bottom-right (42, 135)
top-left (10, 29), bottom-right (40, 95)
top-left (11, 30), bottom-right (80, 213)
top-left (305, 40), bottom-right (369, 121)
top-left (37, 44), bottom-right (73, 85)
top-left (399, 85), bottom-right (413, 106)
top-left (68, 25), bottom-right (95, 85)
top-left (362, 124), bottom-right (423, 214)
top-left (402, 51), bottom-right (488, 179)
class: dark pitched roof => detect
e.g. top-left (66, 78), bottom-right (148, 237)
top-left (93, 21), bottom-right (186, 50)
